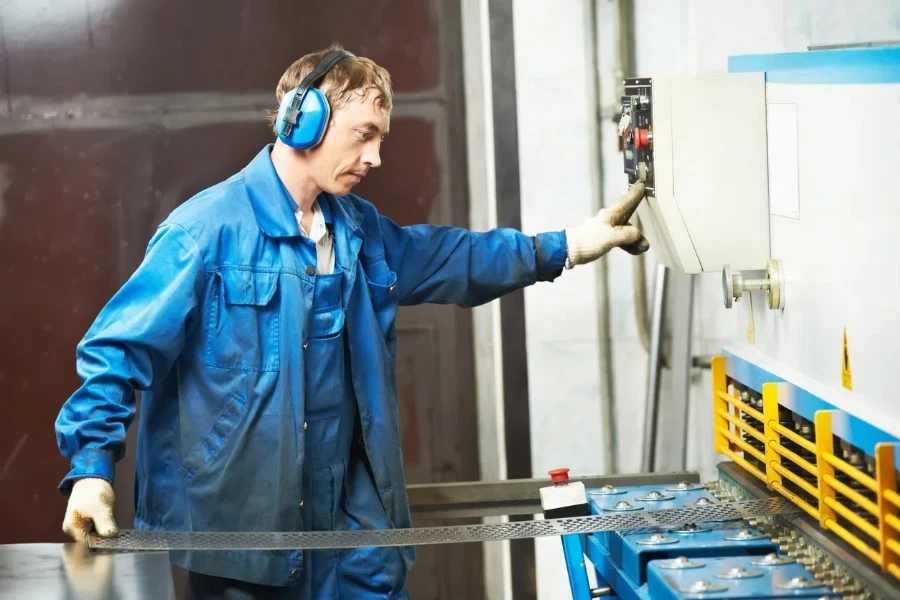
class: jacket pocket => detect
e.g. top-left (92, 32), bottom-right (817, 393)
top-left (362, 258), bottom-right (397, 297)
top-left (363, 260), bottom-right (399, 343)
top-left (205, 269), bottom-right (280, 372)
top-left (180, 392), bottom-right (248, 480)
top-left (308, 306), bottom-right (345, 341)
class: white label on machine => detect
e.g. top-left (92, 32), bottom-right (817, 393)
top-left (766, 103), bottom-right (800, 219)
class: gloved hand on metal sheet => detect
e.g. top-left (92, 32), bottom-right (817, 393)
top-left (565, 182), bottom-right (649, 267)
top-left (63, 478), bottom-right (118, 542)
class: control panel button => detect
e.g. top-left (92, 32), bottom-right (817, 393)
top-left (634, 128), bottom-right (650, 150)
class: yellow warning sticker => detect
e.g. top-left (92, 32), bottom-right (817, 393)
top-left (842, 327), bottom-right (853, 391)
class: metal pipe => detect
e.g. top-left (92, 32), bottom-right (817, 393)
top-left (587, 0), bottom-right (617, 474)
top-left (641, 264), bottom-right (668, 472)
top-left (658, 269), bottom-right (696, 473)
top-left (742, 277), bottom-right (770, 291)
top-left (614, 0), bottom-right (655, 367)
top-left (677, 274), bottom-right (695, 470)
top-left (632, 220), bottom-right (653, 353)
top-left (407, 471), bottom-right (700, 519)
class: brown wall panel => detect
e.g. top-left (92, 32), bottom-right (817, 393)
top-left (1, 1), bottom-right (440, 98)
top-left (0, 122), bottom-right (272, 544)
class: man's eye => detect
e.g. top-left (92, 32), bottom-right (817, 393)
top-left (356, 130), bottom-right (371, 141)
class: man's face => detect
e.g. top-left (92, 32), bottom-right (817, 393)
top-left (307, 88), bottom-right (390, 195)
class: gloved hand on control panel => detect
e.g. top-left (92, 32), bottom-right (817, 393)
top-left (63, 478), bottom-right (118, 542)
top-left (565, 182), bottom-right (650, 267)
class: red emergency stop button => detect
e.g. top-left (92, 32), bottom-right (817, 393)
top-left (634, 128), bottom-right (650, 150)
top-left (548, 468), bottom-right (570, 483)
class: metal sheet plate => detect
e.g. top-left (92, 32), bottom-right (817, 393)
top-left (90, 498), bottom-right (799, 551)
top-left (0, 543), bottom-right (175, 599)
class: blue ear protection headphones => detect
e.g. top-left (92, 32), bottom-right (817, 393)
top-left (275, 49), bottom-right (355, 150)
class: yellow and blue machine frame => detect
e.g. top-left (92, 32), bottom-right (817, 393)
top-left (559, 349), bottom-right (900, 599)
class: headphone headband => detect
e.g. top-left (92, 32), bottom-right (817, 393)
top-left (280, 49), bottom-right (355, 136)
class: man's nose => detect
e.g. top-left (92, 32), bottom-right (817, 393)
top-left (363, 146), bottom-right (382, 169)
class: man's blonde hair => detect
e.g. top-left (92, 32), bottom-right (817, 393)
top-left (267, 43), bottom-right (393, 134)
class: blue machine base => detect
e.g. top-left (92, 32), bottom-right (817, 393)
top-left (559, 484), bottom-right (838, 599)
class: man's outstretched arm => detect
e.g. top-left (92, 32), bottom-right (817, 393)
top-left (379, 183), bottom-right (648, 307)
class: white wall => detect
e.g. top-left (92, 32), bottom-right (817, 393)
top-left (507, 1), bottom-right (900, 598)
top-left (512, 3), bottom-right (607, 599)
top-left (461, 2), bottom-right (513, 599)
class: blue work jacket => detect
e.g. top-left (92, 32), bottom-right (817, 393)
top-left (55, 145), bottom-right (568, 587)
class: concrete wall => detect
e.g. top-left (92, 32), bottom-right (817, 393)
top-left (502, 1), bottom-right (900, 598)
top-left (461, 2), bottom-right (513, 599)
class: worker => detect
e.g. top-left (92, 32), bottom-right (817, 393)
top-left (55, 44), bottom-right (649, 599)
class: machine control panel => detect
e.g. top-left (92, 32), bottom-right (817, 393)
top-left (612, 72), bottom-right (770, 273)
top-left (620, 78), bottom-right (654, 193)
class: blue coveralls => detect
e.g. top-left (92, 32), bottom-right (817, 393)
top-left (190, 205), bottom-right (407, 599)
top-left (55, 145), bottom-right (569, 598)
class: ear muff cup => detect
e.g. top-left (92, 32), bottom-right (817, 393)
top-left (275, 86), bottom-right (331, 151)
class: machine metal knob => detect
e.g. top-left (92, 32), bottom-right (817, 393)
top-left (658, 556), bottom-right (704, 570)
top-left (750, 553), bottom-right (795, 566)
top-left (636, 490), bottom-right (675, 502)
top-left (590, 485), bottom-right (626, 496)
top-left (722, 259), bottom-right (785, 310)
top-left (724, 528), bottom-right (768, 541)
top-left (679, 580), bottom-right (728, 594)
top-left (775, 576), bottom-right (827, 590)
top-left (716, 566), bottom-right (763, 579)
top-left (635, 533), bottom-right (679, 545)
top-left (665, 482), bottom-right (704, 492)
top-left (604, 500), bottom-right (643, 512)
top-left (669, 522), bottom-right (711, 534)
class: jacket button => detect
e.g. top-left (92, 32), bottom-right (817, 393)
top-left (389, 285), bottom-right (396, 293)
top-left (305, 265), bottom-right (315, 276)
top-left (290, 568), bottom-right (301, 579)
top-left (299, 500), bottom-right (304, 509)
top-left (303, 342), bottom-right (308, 350)
top-left (303, 421), bottom-right (308, 431)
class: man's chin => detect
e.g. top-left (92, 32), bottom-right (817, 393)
top-left (325, 183), bottom-right (357, 196)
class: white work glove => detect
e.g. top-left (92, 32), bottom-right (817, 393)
top-left (565, 182), bottom-right (649, 266)
top-left (63, 478), bottom-right (118, 542)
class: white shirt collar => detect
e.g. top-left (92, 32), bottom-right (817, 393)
top-left (294, 200), bottom-right (329, 244)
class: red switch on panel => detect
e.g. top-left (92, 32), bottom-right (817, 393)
top-left (548, 468), bottom-right (570, 484)
top-left (634, 128), bottom-right (650, 150)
